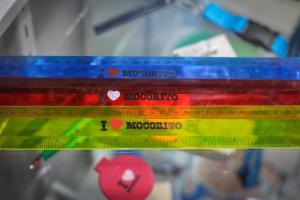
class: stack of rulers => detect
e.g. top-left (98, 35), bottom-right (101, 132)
top-left (0, 56), bottom-right (299, 149)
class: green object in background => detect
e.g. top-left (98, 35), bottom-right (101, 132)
top-left (40, 150), bottom-right (59, 160)
top-left (174, 32), bottom-right (261, 56)
top-left (28, 118), bottom-right (92, 170)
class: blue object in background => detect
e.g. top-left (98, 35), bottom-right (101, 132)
top-left (237, 150), bottom-right (263, 188)
top-left (288, 19), bottom-right (300, 56)
top-left (203, 2), bottom-right (248, 33)
top-left (114, 150), bottom-right (142, 157)
top-left (272, 35), bottom-right (289, 57)
top-left (181, 184), bottom-right (208, 200)
top-left (203, 2), bottom-right (288, 57)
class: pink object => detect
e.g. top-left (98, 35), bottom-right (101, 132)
top-left (95, 155), bottom-right (154, 200)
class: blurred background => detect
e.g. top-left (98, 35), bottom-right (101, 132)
top-left (1, 0), bottom-right (300, 199)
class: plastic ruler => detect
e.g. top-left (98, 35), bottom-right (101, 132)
top-left (0, 56), bottom-right (299, 149)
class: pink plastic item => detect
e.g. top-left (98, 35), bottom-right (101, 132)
top-left (95, 155), bottom-right (154, 200)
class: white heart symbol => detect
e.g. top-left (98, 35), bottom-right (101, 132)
top-left (107, 90), bottom-right (120, 101)
top-left (121, 169), bottom-right (135, 181)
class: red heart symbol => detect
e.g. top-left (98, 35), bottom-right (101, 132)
top-left (110, 119), bottom-right (123, 130)
top-left (108, 68), bottom-right (119, 76)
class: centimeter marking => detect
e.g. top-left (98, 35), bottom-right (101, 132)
top-left (0, 57), bottom-right (300, 80)
top-left (2, 56), bottom-right (297, 66)
top-left (0, 136), bottom-right (299, 149)
top-left (1, 106), bottom-right (300, 119)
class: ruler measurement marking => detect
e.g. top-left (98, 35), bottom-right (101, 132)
top-left (1, 106), bottom-right (300, 119)
top-left (0, 135), bottom-right (298, 149)
top-left (1, 57), bottom-right (300, 149)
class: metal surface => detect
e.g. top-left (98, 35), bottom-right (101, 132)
top-left (0, 0), bottom-right (28, 37)
top-left (0, 151), bottom-right (93, 200)
top-left (94, 0), bottom-right (175, 35)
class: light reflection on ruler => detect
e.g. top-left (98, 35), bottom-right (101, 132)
top-left (0, 106), bottom-right (300, 149)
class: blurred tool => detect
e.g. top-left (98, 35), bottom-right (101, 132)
top-left (288, 18), bottom-right (300, 56)
top-left (201, 2), bottom-right (288, 57)
top-left (93, 0), bottom-right (289, 56)
top-left (238, 150), bottom-right (263, 188)
top-left (94, 0), bottom-right (176, 35)
top-left (29, 119), bottom-right (91, 170)
top-left (29, 150), bottom-right (58, 170)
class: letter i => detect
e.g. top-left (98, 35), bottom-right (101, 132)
top-left (100, 120), bottom-right (107, 131)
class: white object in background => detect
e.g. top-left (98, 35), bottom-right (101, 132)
top-left (172, 34), bottom-right (237, 57)
top-left (263, 150), bottom-right (300, 175)
top-left (0, 0), bottom-right (28, 37)
top-left (187, 149), bottom-right (236, 160)
top-left (0, 3), bottom-right (36, 55)
top-left (14, 4), bottom-right (36, 55)
top-left (147, 181), bottom-right (172, 200)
